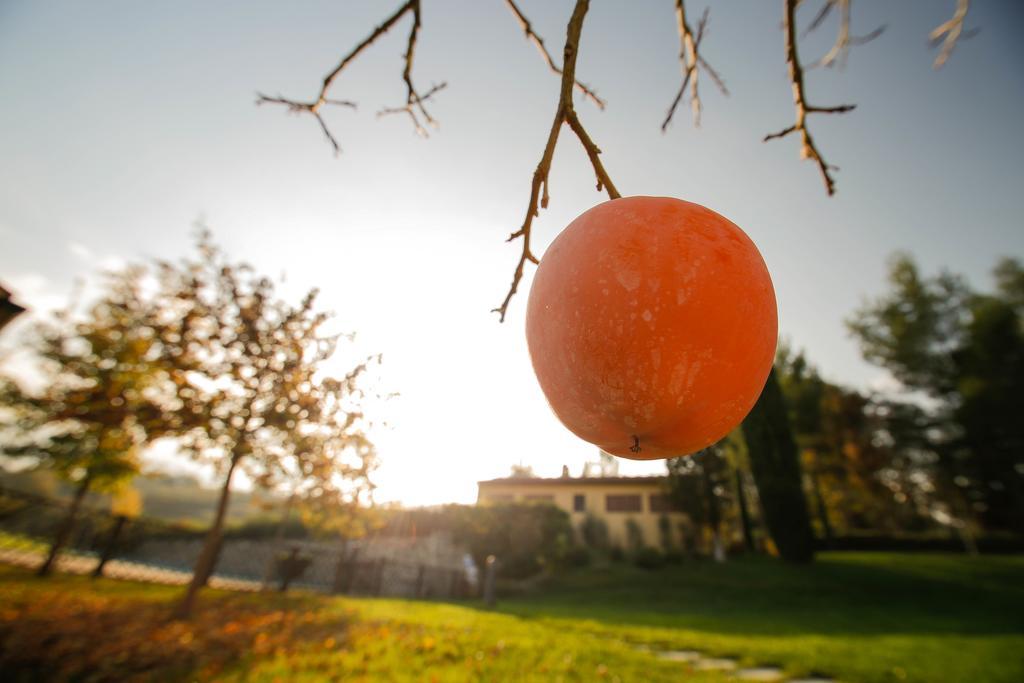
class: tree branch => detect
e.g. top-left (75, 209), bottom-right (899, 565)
top-left (256, 0), bottom-right (444, 153)
top-left (806, 0), bottom-right (886, 70)
top-left (764, 0), bottom-right (856, 196)
top-left (376, 1), bottom-right (448, 136)
top-left (662, 2), bottom-right (728, 132)
top-left (502, 0), bottom-right (605, 110)
top-left (930, 0), bottom-right (974, 69)
top-left (493, 0), bottom-right (620, 322)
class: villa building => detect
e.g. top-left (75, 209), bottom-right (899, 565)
top-left (476, 474), bottom-right (686, 550)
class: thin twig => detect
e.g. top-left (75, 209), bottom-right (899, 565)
top-left (662, 2), bottom-right (728, 131)
top-left (256, 0), bottom-right (444, 153)
top-left (763, 0), bottom-right (856, 196)
top-left (376, 1), bottom-right (448, 136)
top-left (806, 0), bottom-right (886, 69)
top-left (493, 0), bottom-right (620, 322)
top-left (502, 0), bottom-right (605, 110)
top-left (930, 0), bottom-right (974, 69)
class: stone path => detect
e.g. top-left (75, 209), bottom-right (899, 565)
top-left (643, 643), bottom-right (834, 682)
top-left (0, 546), bottom-right (260, 592)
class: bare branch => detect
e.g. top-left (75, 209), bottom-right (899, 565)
top-left (807, 0), bottom-right (886, 70)
top-left (256, 0), bottom-right (445, 152)
top-left (503, 0), bottom-right (605, 110)
top-left (764, 0), bottom-right (856, 196)
top-left (930, 0), bottom-right (972, 69)
top-left (376, 2), bottom-right (448, 136)
top-left (255, 95), bottom-right (357, 156)
top-left (493, 0), bottom-right (620, 322)
top-left (662, 3), bottom-right (727, 132)
top-left (803, 0), bottom-right (836, 36)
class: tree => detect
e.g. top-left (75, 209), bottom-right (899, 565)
top-left (0, 284), bottom-right (27, 334)
top-left (509, 463), bottom-right (537, 479)
top-left (741, 370), bottom-right (816, 563)
top-left (776, 344), bottom-right (925, 537)
top-left (666, 443), bottom-right (730, 561)
top-left (0, 270), bottom-right (170, 576)
top-left (848, 255), bottom-right (1024, 534)
top-left (775, 345), bottom-right (833, 540)
top-left (581, 450), bottom-right (619, 478)
top-left (144, 232), bottom-right (378, 618)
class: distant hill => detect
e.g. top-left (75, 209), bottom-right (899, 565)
top-left (0, 467), bottom-right (285, 525)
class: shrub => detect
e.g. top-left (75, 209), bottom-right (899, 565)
top-left (663, 550), bottom-right (685, 564)
top-left (633, 546), bottom-right (666, 570)
top-left (372, 503), bottom-right (575, 580)
top-left (579, 514), bottom-right (610, 552)
top-left (562, 546), bottom-right (591, 568)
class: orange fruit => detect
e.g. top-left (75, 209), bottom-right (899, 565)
top-left (526, 196), bottom-right (777, 459)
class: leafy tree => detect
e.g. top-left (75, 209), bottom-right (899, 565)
top-left (0, 270), bottom-right (171, 575)
top-left (382, 503), bottom-right (573, 579)
top-left (868, 397), bottom-right (978, 551)
top-left (578, 513), bottom-right (609, 553)
top-left (0, 284), bottom-right (27, 333)
top-left (624, 517), bottom-right (644, 555)
top-left (508, 463), bottom-right (537, 479)
top-left (740, 370), bottom-right (816, 563)
top-left (776, 344), bottom-right (925, 537)
top-left (847, 254), bottom-right (970, 399)
top-left (144, 232), bottom-right (378, 618)
top-left (666, 443), bottom-right (730, 560)
top-left (775, 346), bottom-right (833, 540)
top-left (950, 292), bottom-right (1024, 531)
top-left (848, 255), bottom-right (1024, 534)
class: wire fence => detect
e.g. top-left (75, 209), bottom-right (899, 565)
top-left (0, 485), bottom-right (474, 599)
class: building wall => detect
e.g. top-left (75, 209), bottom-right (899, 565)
top-left (477, 480), bottom-right (686, 551)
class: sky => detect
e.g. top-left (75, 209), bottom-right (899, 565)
top-left (1, 1), bottom-right (1022, 507)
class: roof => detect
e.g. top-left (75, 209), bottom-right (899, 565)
top-left (477, 475), bottom-right (667, 487)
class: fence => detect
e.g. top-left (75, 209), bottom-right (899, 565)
top-left (0, 485), bottom-right (474, 599)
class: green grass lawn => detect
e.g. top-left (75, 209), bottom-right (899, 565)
top-left (502, 552), bottom-right (1024, 683)
top-left (0, 552), bottom-right (1021, 682)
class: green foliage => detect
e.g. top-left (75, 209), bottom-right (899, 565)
top-left (149, 230), bottom-right (378, 528)
top-left (507, 463), bottom-right (536, 479)
top-left (624, 517), bottom-right (644, 554)
top-left (847, 253), bottom-right (969, 398)
top-left (740, 369), bottom-right (815, 563)
top-left (377, 503), bottom-right (574, 580)
top-left (847, 254), bottom-right (1024, 533)
top-left (632, 546), bottom-right (665, 570)
top-left (0, 270), bottom-right (171, 494)
top-left (665, 444), bottom-right (731, 555)
top-left (775, 346), bottom-right (926, 536)
top-left (657, 513), bottom-right (673, 552)
top-left (561, 545), bottom-right (591, 568)
top-left (578, 513), bottom-right (609, 553)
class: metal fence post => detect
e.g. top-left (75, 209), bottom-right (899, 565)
top-left (483, 555), bottom-right (497, 608)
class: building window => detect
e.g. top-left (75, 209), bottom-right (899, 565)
top-left (606, 494), bottom-right (642, 513)
top-left (573, 494), bottom-right (586, 512)
top-left (649, 494), bottom-right (676, 513)
top-left (524, 494), bottom-right (554, 503)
